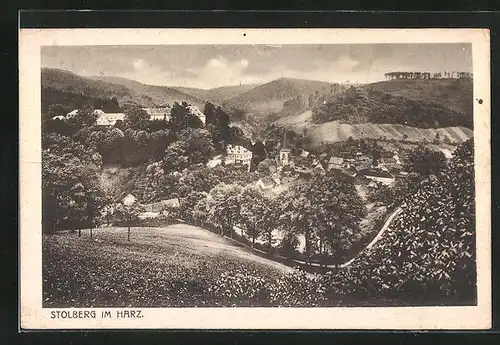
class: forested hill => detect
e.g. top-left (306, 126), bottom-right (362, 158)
top-left (41, 68), bottom-right (205, 111)
top-left (173, 84), bottom-right (260, 104)
top-left (312, 78), bottom-right (473, 129)
top-left (222, 77), bottom-right (338, 119)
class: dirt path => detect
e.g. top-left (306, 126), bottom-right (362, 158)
top-left (339, 206), bottom-right (402, 268)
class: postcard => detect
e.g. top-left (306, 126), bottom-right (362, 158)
top-left (19, 28), bottom-right (491, 330)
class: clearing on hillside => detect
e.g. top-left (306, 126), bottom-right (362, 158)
top-left (43, 224), bottom-right (315, 308)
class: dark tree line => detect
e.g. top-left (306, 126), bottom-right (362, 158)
top-left (312, 86), bottom-right (473, 129)
top-left (42, 87), bottom-right (122, 114)
top-left (384, 71), bottom-right (473, 80)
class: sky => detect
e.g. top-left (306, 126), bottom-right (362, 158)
top-left (41, 44), bottom-right (472, 89)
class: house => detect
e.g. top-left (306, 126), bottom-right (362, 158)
top-left (143, 107), bottom-right (172, 122)
top-left (66, 109), bottom-right (79, 118)
top-left (161, 198), bottom-right (180, 209)
top-left (187, 105), bottom-right (206, 125)
top-left (96, 112), bottom-right (126, 126)
top-left (206, 154), bottom-right (223, 168)
top-left (256, 177), bottom-right (276, 190)
top-left (300, 150), bottom-right (310, 158)
top-left (138, 211), bottom-right (160, 220)
top-left (327, 156), bottom-right (344, 171)
top-left (143, 201), bottom-right (165, 212)
top-left (358, 168), bottom-right (395, 186)
top-left (122, 194), bottom-right (137, 206)
top-left (226, 144), bottom-right (253, 168)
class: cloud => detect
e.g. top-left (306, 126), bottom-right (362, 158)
top-left (173, 56), bottom-right (258, 88)
top-left (335, 56), bottom-right (360, 71)
top-left (133, 59), bottom-right (146, 70)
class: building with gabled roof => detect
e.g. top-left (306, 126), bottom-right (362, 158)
top-left (122, 193), bottom-right (137, 206)
top-left (96, 112), bottom-right (126, 126)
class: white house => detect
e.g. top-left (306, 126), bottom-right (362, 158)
top-left (161, 198), bottom-right (180, 209)
top-left (143, 107), bottom-right (172, 122)
top-left (256, 177), bottom-right (276, 190)
top-left (96, 112), bottom-right (126, 126)
top-left (122, 193), bottom-right (137, 206)
top-left (226, 144), bottom-right (253, 168)
top-left (66, 109), bottom-right (79, 118)
top-left (327, 156), bottom-right (344, 171)
top-left (187, 105), bottom-right (206, 125)
top-left (359, 169), bottom-right (395, 186)
top-left (206, 154), bottom-right (223, 168)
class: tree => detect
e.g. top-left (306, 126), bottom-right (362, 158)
top-left (115, 202), bottom-right (143, 241)
top-left (280, 171), bottom-right (365, 265)
top-left (203, 101), bottom-right (217, 125)
top-left (123, 104), bottom-right (150, 129)
top-left (280, 232), bottom-right (300, 258)
top-left (66, 105), bottom-right (99, 129)
top-left (207, 183), bottom-right (243, 237)
top-left (169, 102), bottom-right (191, 131)
top-left (179, 191), bottom-right (206, 222)
top-left (101, 128), bottom-right (125, 164)
top-left (42, 134), bottom-right (106, 234)
top-left (185, 128), bottom-right (215, 165)
top-left (163, 141), bottom-right (189, 173)
top-left (406, 146), bottom-right (447, 176)
top-left (238, 186), bottom-right (267, 247)
top-left (251, 140), bottom-right (267, 171)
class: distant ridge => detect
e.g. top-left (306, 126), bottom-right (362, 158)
top-left (222, 77), bottom-right (339, 119)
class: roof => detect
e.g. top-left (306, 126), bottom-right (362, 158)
top-left (328, 156), bottom-right (344, 165)
top-left (359, 169), bottom-right (395, 179)
top-left (161, 198), bottom-right (180, 208)
top-left (143, 107), bottom-right (171, 115)
top-left (122, 194), bottom-right (136, 206)
top-left (300, 150), bottom-right (310, 158)
top-left (227, 144), bottom-right (252, 155)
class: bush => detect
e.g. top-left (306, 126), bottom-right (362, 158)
top-left (325, 140), bottom-right (475, 303)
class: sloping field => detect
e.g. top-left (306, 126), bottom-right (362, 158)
top-left (276, 110), bottom-right (472, 146)
top-left (43, 225), bottom-right (307, 308)
top-left (307, 122), bottom-right (473, 145)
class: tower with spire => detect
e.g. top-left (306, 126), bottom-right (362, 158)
top-left (279, 131), bottom-right (292, 166)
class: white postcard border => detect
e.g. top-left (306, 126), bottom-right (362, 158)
top-left (19, 28), bottom-right (491, 330)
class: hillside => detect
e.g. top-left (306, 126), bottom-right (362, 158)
top-left (42, 68), bottom-right (206, 109)
top-left (88, 74), bottom-right (206, 109)
top-left (43, 225), bottom-right (300, 307)
top-left (332, 139), bottom-right (475, 303)
top-left (312, 79), bottom-right (473, 129)
top-left (275, 110), bottom-right (473, 146)
top-left (174, 84), bottom-right (260, 104)
top-left (223, 77), bottom-right (337, 119)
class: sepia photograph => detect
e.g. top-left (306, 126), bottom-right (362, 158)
top-left (19, 28), bottom-right (491, 329)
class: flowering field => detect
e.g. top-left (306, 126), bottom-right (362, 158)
top-left (43, 225), bottom-right (337, 307)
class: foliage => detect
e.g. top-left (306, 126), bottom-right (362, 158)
top-left (280, 171), bottom-right (365, 264)
top-left (123, 104), bottom-right (150, 130)
top-left (238, 186), bottom-right (268, 246)
top-left (42, 133), bottom-right (107, 233)
top-left (280, 232), bottom-right (300, 258)
top-left (328, 139), bottom-right (475, 301)
top-left (405, 145), bottom-right (447, 176)
top-left (206, 183), bottom-right (243, 235)
top-left (312, 85), bottom-right (473, 129)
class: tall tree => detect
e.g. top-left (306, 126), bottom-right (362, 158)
top-left (207, 183), bottom-right (243, 237)
top-left (406, 146), bottom-right (447, 176)
top-left (123, 104), bottom-right (150, 130)
top-left (239, 186), bottom-right (267, 247)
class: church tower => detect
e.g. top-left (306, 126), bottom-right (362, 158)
top-left (279, 131), bottom-right (291, 166)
